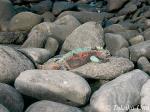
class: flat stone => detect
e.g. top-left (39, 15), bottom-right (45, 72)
top-left (15, 70), bottom-right (91, 106)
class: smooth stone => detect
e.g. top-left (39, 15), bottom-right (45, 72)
top-left (25, 100), bottom-right (83, 112)
top-left (104, 24), bottom-right (126, 33)
top-left (90, 69), bottom-right (149, 112)
top-left (105, 33), bottom-right (129, 55)
top-left (30, 0), bottom-right (52, 14)
top-left (129, 40), bottom-right (150, 62)
top-left (71, 57), bottom-right (134, 80)
top-left (115, 47), bottom-right (129, 59)
top-left (0, 83), bottom-right (24, 112)
top-left (9, 12), bottom-right (43, 32)
top-left (52, 1), bottom-right (76, 16)
top-left (107, 0), bottom-right (129, 11)
top-left (0, 46), bottom-right (35, 83)
top-left (15, 70), bottom-right (91, 106)
top-left (18, 48), bottom-right (51, 64)
top-left (62, 22), bottom-right (104, 53)
top-left (0, 0), bottom-right (16, 31)
top-left (137, 57), bottom-right (150, 74)
top-left (129, 35), bottom-right (144, 45)
top-left (44, 37), bottom-right (59, 56)
top-left (141, 79), bottom-right (150, 112)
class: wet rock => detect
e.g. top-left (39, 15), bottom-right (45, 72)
top-left (62, 22), bottom-right (104, 53)
top-left (44, 37), bottom-right (59, 56)
top-left (30, 0), bottom-right (52, 14)
top-left (107, 0), bottom-right (129, 11)
top-left (105, 33), bottom-right (129, 55)
top-left (141, 79), bottom-right (150, 112)
top-left (0, 32), bottom-right (26, 44)
top-left (115, 47), bottom-right (129, 59)
top-left (9, 12), bottom-right (43, 32)
top-left (129, 35), bottom-right (144, 45)
top-left (15, 70), bottom-right (91, 106)
top-left (42, 11), bottom-right (55, 22)
top-left (0, 46), bottom-right (35, 83)
top-left (58, 11), bottom-right (104, 24)
top-left (90, 69), bottom-right (149, 112)
top-left (129, 40), bottom-right (150, 62)
top-left (104, 24), bottom-right (126, 33)
top-left (19, 48), bottom-right (51, 64)
top-left (71, 57), bottom-right (134, 80)
top-left (0, 0), bottom-right (16, 31)
top-left (137, 57), bottom-right (150, 74)
top-left (52, 1), bottom-right (76, 16)
top-left (25, 100), bottom-right (83, 112)
top-left (0, 83), bottom-right (24, 112)
top-left (0, 104), bottom-right (9, 112)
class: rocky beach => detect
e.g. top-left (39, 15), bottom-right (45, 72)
top-left (0, 0), bottom-right (150, 112)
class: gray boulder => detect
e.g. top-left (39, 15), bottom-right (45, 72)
top-left (9, 12), bottom-right (43, 32)
top-left (129, 40), bottom-right (150, 62)
top-left (105, 33), bottom-right (129, 55)
top-left (71, 57), bottom-right (134, 80)
top-left (143, 28), bottom-right (150, 40)
top-left (15, 70), bottom-right (91, 106)
top-left (0, 83), bottom-right (24, 112)
top-left (62, 22), bottom-right (104, 53)
top-left (19, 48), bottom-right (51, 64)
top-left (0, 0), bottom-right (16, 31)
top-left (0, 46), bottom-right (35, 83)
top-left (25, 100), bottom-right (83, 112)
top-left (90, 69), bottom-right (149, 112)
